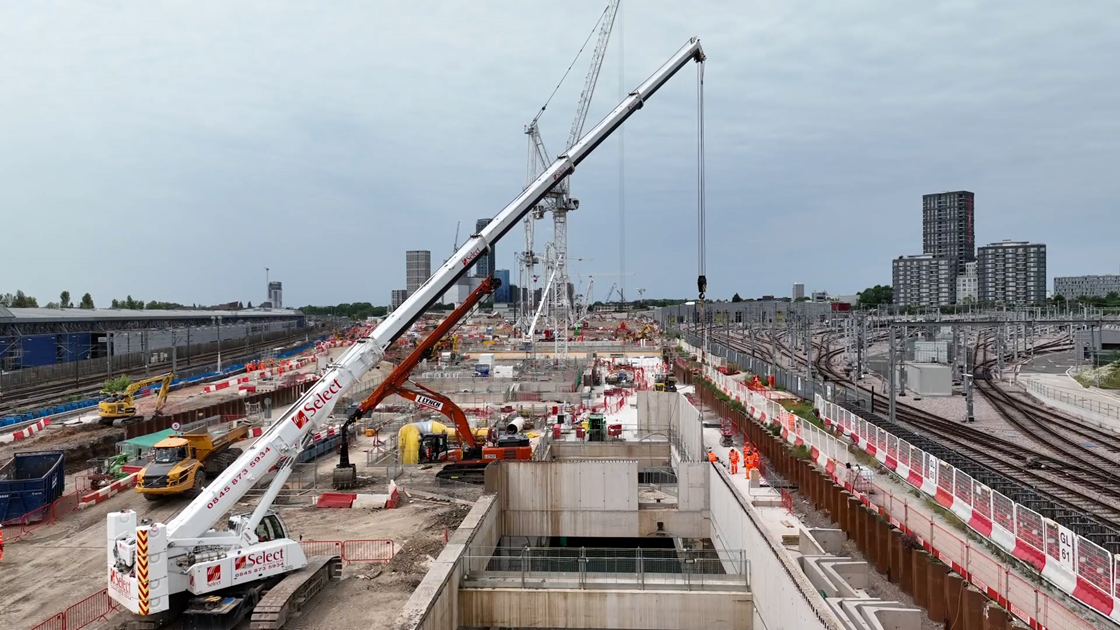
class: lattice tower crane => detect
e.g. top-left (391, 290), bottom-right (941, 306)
top-left (518, 0), bottom-right (621, 350)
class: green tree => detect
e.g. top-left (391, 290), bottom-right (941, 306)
top-left (80, 293), bottom-right (95, 309)
top-left (60, 290), bottom-right (72, 308)
top-left (111, 298), bottom-right (120, 308)
top-left (103, 375), bottom-right (132, 394)
top-left (857, 285), bottom-right (893, 307)
top-left (731, 293), bottom-right (743, 302)
top-left (247, 301), bottom-right (253, 309)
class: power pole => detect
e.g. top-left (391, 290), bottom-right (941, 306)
top-left (888, 326), bottom-right (897, 423)
top-left (806, 314), bottom-right (813, 381)
top-left (964, 326), bottom-right (975, 422)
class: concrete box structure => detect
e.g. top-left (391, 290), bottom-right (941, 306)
top-left (904, 363), bottom-right (952, 397)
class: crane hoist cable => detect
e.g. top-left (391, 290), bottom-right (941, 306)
top-left (527, 6), bottom-right (611, 131)
top-left (696, 61), bottom-right (708, 360)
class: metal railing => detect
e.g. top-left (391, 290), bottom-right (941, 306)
top-left (1021, 376), bottom-right (1120, 420)
top-left (461, 546), bottom-right (749, 591)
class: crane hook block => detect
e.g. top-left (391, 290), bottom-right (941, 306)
top-left (697, 275), bottom-right (707, 300)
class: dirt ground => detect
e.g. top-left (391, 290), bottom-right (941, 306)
top-left (283, 501), bottom-right (473, 630)
top-left (0, 487), bottom-right (192, 630)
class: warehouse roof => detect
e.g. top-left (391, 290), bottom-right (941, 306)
top-left (0, 307), bottom-right (304, 323)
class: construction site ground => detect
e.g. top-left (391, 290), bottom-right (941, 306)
top-left (3, 431), bottom-right (480, 630)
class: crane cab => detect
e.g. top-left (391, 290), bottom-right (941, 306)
top-left (228, 511), bottom-right (291, 544)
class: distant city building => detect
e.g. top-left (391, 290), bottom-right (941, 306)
top-left (892, 254), bottom-right (954, 307)
top-left (792, 283), bottom-right (805, 300)
top-left (811, 290), bottom-right (828, 303)
top-left (493, 269), bottom-right (512, 303)
top-left (268, 281), bottom-right (282, 309)
top-left (1054, 274), bottom-right (1120, 299)
top-left (977, 240), bottom-right (1047, 305)
top-left (955, 261), bottom-right (978, 303)
top-left (390, 289), bottom-right (409, 311)
top-left (406, 250), bottom-right (431, 294)
top-left (473, 218), bottom-right (495, 277)
top-left (923, 191), bottom-right (975, 275)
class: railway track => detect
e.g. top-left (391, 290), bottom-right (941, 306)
top-left (0, 329), bottom-right (323, 416)
top-left (708, 327), bottom-right (1120, 534)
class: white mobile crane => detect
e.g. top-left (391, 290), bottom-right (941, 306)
top-left (106, 37), bottom-right (706, 630)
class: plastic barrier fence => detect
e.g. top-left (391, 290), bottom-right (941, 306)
top-left (816, 394), bottom-right (1119, 624)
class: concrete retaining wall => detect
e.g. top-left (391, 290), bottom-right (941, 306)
top-left (489, 461), bottom-right (640, 537)
top-left (459, 588), bottom-right (753, 630)
top-left (707, 464), bottom-right (838, 630)
top-left (396, 495), bottom-right (500, 630)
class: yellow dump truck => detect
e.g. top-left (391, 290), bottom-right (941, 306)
top-left (136, 424), bottom-right (249, 499)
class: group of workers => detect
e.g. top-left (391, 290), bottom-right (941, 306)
top-left (708, 445), bottom-right (759, 476)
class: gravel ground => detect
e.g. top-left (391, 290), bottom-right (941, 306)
top-left (789, 492), bottom-right (944, 630)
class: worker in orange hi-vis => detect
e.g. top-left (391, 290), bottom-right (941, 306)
top-left (728, 448), bottom-right (740, 475)
top-left (707, 448), bottom-right (718, 464)
top-left (0, 523), bottom-right (5, 562)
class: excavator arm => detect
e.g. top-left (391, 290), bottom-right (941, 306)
top-left (333, 277), bottom-right (497, 487)
top-left (389, 382), bottom-right (480, 456)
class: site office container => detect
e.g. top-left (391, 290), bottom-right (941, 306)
top-left (0, 450), bottom-right (66, 522)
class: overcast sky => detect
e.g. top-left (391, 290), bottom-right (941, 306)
top-left (2, 1), bottom-right (1117, 307)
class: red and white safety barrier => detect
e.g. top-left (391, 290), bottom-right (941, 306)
top-left (692, 350), bottom-right (1117, 628)
top-left (0, 417), bottom-right (51, 444)
top-left (78, 473), bottom-right (139, 509)
top-left (315, 481), bottom-right (399, 509)
top-left (202, 376), bottom-right (250, 394)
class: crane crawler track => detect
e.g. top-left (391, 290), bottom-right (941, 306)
top-left (249, 555), bottom-right (342, 630)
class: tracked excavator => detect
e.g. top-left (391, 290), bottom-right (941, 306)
top-left (332, 276), bottom-right (528, 490)
top-left (104, 37), bottom-right (706, 630)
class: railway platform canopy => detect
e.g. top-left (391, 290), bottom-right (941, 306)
top-left (0, 306), bottom-right (304, 336)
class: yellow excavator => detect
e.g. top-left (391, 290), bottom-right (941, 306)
top-left (98, 372), bottom-right (174, 426)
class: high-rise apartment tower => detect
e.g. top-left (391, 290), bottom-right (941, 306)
top-left (406, 250), bottom-right (431, 294)
top-left (922, 191), bottom-right (975, 275)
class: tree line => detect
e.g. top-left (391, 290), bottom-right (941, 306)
top-left (299, 302), bottom-right (389, 320)
top-left (1, 290), bottom-right (95, 309)
top-left (1, 290), bottom-right (257, 311)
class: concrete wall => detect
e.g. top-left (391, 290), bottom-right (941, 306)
top-left (637, 390), bottom-right (676, 436)
top-left (397, 494), bottom-right (500, 630)
top-left (676, 394), bottom-right (704, 462)
top-left (708, 465), bottom-right (840, 630)
top-left (459, 588), bottom-right (753, 630)
top-left (489, 461), bottom-right (640, 538)
top-left (675, 460), bottom-right (709, 513)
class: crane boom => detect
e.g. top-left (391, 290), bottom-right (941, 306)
top-left (106, 37), bottom-right (706, 619)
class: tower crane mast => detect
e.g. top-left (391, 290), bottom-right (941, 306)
top-left (105, 36), bottom-right (706, 628)
top-left (518, 0), bottom-right (621, 348)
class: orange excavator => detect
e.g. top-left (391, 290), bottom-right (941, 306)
top-left (332, 276), bottom-right (531, 488)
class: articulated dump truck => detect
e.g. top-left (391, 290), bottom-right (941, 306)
top-left (136, 423), bottom-right (249, 499)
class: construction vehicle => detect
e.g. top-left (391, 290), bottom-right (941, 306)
top-left (333, 277), bottom-right (529, 489)
top-left (135, 423), bottom-right (249, 500)
top-left (88, 453), bottom-right (131, 490)
top-left (99, 372), bottom-right (174, 426)
top-left (105, 37), bottom-right (706, 630)
top-left (653, 373), bottom-right (678, 392)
